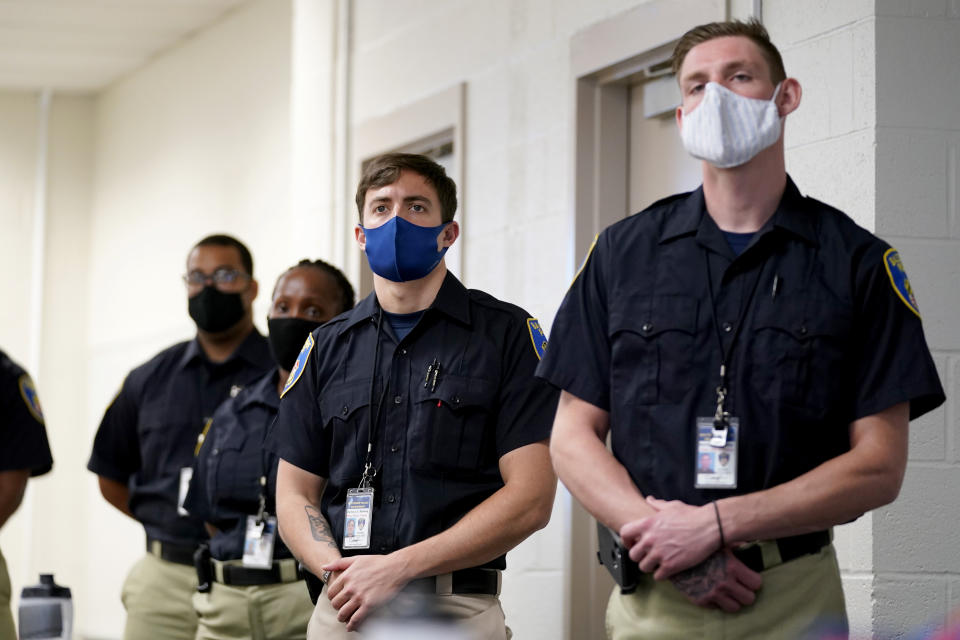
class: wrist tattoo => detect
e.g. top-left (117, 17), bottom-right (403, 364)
top-left (670, 551), bottom-right (728, 599)
top-left (304, 505), bottom-right (339, 550)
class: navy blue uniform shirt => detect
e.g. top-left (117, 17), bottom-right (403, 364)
top-left (88, 330), bottom-right (273, 547)
top-left (268, 273), bottom-right (557, 569)
top-left (0, 350), bottom-right (53, 476)
top-left (536, 178), bottom-right (945, 506)
top-left (184, 369), bottom-right (294, 561)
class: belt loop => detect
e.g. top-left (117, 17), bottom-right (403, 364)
top-left (212, 559), bottom-right (226, 584)
top-left (435, 572), bottom-right (453, 595)
top-left (760, 539), bottom-right (782, 570)
top-left (149, 540), bottom-right (161, 558)
top-left (495, 570), bottom-right (502, 596)
top-left (279, 559), bottom-right (298, 583)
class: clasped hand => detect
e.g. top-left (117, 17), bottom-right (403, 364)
top-left (620, 496), bottom-right (762, 612)
top-left (323, 554), bottom-right (409, 631)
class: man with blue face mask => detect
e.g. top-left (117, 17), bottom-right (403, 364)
top-left (537, 19), bottom-right (944, 639)
top-left (269, 153), bottom-right (558, 639)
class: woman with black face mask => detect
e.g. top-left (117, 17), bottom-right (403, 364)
top-left (184, 259), bottom-right (354, 640)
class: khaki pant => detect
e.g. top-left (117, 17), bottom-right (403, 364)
top-left (0, 547), bottom-right (15, 640)
top-left (606, 543), bottom-right (848, 640)
top-left (121, 553), bottom-right (198, 640)
top-left (307, 589), bottom-right (512, 640)
top-left (192, 579), bottom-right (313, 640)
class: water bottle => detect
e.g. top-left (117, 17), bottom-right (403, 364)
top-left (17, 574), bottom-right (72, 640)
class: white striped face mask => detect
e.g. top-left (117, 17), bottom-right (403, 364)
top-left (680, 82), bottom-right (783, 169)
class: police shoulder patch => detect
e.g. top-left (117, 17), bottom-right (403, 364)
top-left (18, 374), bottom-right (44, 423)
top-left (883, 248), bottom-right (920, 318)
top-left (526, 318), bottom-right (548, 361)
top-left (281, 333), bottom-right (315, 398)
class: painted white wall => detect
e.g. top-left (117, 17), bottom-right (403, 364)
top-left (80, 1), bottom-right (294, 636)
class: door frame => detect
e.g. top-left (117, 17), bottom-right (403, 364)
top-left (566, 1), bottom-right (725, 637)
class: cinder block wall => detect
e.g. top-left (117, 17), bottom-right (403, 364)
top-left (871, 2), bottom-right (960, 636)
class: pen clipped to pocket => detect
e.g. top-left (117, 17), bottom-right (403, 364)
top-left (596, 521), bottom-right (639, 594)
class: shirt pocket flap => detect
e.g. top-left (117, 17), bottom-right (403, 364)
top-left (609, 295), bottom-right (698, 338)
top-left (319, 381), bottom-right (372, 426)
top-left (753, 298), bottom-right (850, 340)
top-left (417, 374), bottom-right (496, 409)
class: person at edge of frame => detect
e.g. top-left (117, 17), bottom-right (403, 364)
top-left (268, 152), bottom-right (559, 639)
top-left (184, 258), bottom-right (356, 640)
top-left (87, 235), bottom-right (274, 640)
top-left (536, 19), bottom-right (946, 640)
top-left (0, 349), bottom-right (54, 639)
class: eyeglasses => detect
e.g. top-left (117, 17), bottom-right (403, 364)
top-left (183, 268), bottom-right (250, 289)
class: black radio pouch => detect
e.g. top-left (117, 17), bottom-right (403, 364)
top-left (596, 522), bottom-right (639, 594)
top-left (193, 543), bottom-right (213, 593)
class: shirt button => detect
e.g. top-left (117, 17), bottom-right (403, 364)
top-left (453, 396), bottom-right (461, 406)
top-left (722, 322), bottom-right (733, 333)
top-left (390, 445), bottom-right (399, 453)
top-left (341, 405), bottom-right (349, 416)
top-left (799, 325), bottom-right (808, 335)
top-left (400, 348), bottom-right (407, 355)
top-left (212, 448), bottom-right (219, 456)
top-left (641, 323), bottom-right (653, 333)
top-left (393, 395), bottom-right (403, 404)
top-left (379, 545), bottom-right (388, 552)
top-left (387, 494), bottom-right (396, 503)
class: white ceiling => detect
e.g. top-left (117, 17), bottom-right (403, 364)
top-left (0, 0), bottom-right (250, 93)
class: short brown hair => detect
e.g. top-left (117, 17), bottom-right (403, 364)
top-left (672, 19), bottom-right (786, 85)
top-left (355, 153), bottom-right (458, 224)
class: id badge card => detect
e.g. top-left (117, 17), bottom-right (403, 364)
top-left (694, 417), bottom-right (738, 489)
top-left (177, 467), bottom-right (193, 516)
top-left (342, 487), bottom-right (374, 550)
top-left (242, 515), bottom-right (277, 569)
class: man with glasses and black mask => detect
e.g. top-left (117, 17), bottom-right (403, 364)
top-left (88, 234), bottom-right (273, 640)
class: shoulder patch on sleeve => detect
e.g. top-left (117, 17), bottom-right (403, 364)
top-left (526, 318), bottom-right (548, 361)
top-left (18, 374), bottom-right (44, 423)
top-left (883, 248), bottom-right (920, 318)
top-left (195, 417), bottom-right (213, 456)
top-left (281, 333), bottom-right (315, 398)
top-left (570, 234), bottom-right (598, 289)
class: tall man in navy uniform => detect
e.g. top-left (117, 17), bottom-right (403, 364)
top-left (87, 234), bottom-right (274, 640)
top-left (270, 153), bottom-right (558, 639)
top-left (537, 19), bottom-right (945, 640)
top-left (0, 349), bottom-right (54, 638)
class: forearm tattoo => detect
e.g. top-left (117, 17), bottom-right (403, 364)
top-left (670, 551), bottom-right (727, 599)
top-left (304, 505), bottom-right (339, 550)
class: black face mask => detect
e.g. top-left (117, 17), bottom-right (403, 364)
top-left (268, 317), bottom-right (323, 370)
top-left (188, 286), bottom-right (246, 333)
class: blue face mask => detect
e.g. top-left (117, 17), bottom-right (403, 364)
top-left (361, 216), bottom-right (449, 282)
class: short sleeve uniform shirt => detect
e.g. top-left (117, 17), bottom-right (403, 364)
top-left (184, 369), bottom-right (294, 561)
top-left (268, 273), bottom-right (557, 569)
top-left (536, 178), bottom-right (945, 506)
top-left (88, 330), bottom-right (273, 546)
top-left (0, 350), bottom-right (53, 477)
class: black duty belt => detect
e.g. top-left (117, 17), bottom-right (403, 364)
top-left (211, 557), bottom-right (304, 586)
top-left (732, 530), bottom-right (831, 573)
top-left (147, 538), bottom-right (196, 566)
top-left (404, 568), bottom-right (501, 596)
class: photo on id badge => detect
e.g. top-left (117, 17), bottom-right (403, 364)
top-left (695, 417), bottom-right (738, 489)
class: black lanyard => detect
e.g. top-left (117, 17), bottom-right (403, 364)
top-left (361, 307), bottom-right (389, 489)
top-left (255, 370), bottom-right (282, 524)
top-left (702, 248), bottom-right (767, 429)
